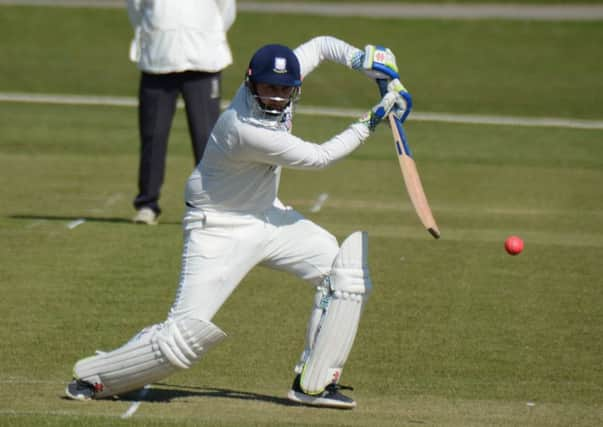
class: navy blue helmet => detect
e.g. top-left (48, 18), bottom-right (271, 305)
top-left (247, 44), bottom-right (301, 87)
top-left (245, 44), bottom-right (302, 119)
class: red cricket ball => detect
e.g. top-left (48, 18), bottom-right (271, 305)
top-left (505, 235), bottom-right (524, 255)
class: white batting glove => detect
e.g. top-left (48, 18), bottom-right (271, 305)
top-left (358, 91), bottom-right (405, 132)
top-left (351, 45), bottom-right (399, 80)
top-left (387, 78), bottom-right (413, 123)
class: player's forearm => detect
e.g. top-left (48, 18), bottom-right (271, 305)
top-left (287, 124), bottom-right (369, 170)
top-left (321, 123), bottom-right (370, 160)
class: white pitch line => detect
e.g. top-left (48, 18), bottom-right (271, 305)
top-left (89, 192), bottom-right (125, 214)
top-left (0, 92), bottom-right (137, 107)
top-left (408, 111), bottom-right (603, 130)
top-left (121, 385), bottom-right (150, 419)
top-left (296, 105), bottom-right (603, 130)
top-left (103, 192), bottom-right (123, 208)
top-left (66, 218), bottom-right (86, 229)
top-left (310, 193), bottom-right (329, 213)
top-left (290, 198), bottom-right (603, 218)
top-left (1, 92), bottom-right (603, 130)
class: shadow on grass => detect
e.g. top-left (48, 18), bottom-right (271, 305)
top-left (10, 214), bottom-right (181, 226)
top-left (116, 383), bottom-right (298, 407)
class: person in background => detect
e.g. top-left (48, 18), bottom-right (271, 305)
top-left (127, 0), bottom-right (236, 225)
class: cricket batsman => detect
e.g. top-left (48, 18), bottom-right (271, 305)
top-left (65, 36), bottom-right (409, 409)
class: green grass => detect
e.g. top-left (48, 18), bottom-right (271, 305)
top-left (1, 102), bottom-right (602, 426)
top-left (246, 0), bottom-right (603, 4)
top-left (1, 4), bottom-right (603, 427)
top-left (1, 7), bottom-right (603, 119)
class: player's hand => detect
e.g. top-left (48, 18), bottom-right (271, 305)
top-left (387, 78), bottom-right (412, 123)
top-left (352, 45), bottom-right (399, 80)
top-left (358, 91), bottom-right (405, 132)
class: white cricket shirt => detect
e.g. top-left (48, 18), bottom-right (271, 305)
top-left (185, 36), bottom-right (370, 215)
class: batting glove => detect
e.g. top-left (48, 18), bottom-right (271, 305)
top-left (387, 78), bottom-right (413, 123)
top-left (351, 45), bottom-right (399, 80)
top-left (358, 91), bottom-right (405, 132)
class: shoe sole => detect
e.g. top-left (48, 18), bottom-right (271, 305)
top-left (287, 390), bottom-right (356, 409)
top-left (132, 216), bottom-right (158, 225)
top-left (65, 385), bottom-right (93, 401)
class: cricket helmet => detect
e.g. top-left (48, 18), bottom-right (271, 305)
top-left (245, 44), bottom-right (301, 120)
top-left (246, 44), bottom-right (302, 87)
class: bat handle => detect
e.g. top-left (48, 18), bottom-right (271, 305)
top-left (377, 78), bottom-right (413, 117)
top-left (376, 79), bottom-right (410, 152)
top-left (376, 79), bottom-right (388, 97)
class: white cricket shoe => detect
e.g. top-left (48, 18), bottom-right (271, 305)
top-left (65, 379), bottom-right (96, 401)
top-left (133, 207), bottom-right (158, 225)
top-left (287, 375), bottom-right (356, 409)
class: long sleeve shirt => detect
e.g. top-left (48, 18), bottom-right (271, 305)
top-left (127, 0), bottom-right (235, 73)
top-left (185, 36), bottom-right (370, 215)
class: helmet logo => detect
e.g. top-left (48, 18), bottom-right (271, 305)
top-left (273, 57), bottom-right (287, 74)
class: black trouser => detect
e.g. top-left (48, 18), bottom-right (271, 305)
top-left (133, 71), bottom-right (221, 215)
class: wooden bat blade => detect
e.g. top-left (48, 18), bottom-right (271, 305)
top-left (389, 115), bottom-right (441, 239)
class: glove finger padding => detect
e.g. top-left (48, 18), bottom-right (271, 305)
top-left (387, 78), bottom-right (413, 123)
top-left (351, 45), bottom-right (399, 80)
top-left (358, 91), bottom-right (404, 132)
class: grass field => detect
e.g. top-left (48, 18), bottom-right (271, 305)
top-left (243, 0), bottom-right (603, 4)
top-left (1, 3), bottom-right (603, 427)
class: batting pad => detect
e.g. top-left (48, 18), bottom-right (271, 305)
top-left (300, 231), bottom-right (372, 394)
top-left (73, 318), bottom-right (226, 398)
top-left (294, 280), bottom-right (330, 375)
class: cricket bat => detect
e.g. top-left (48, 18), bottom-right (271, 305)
top-left (377, 80), bottom-right (441, 239)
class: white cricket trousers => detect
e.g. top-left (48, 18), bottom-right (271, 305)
top-left (167, 205), bottom-right (339, 321)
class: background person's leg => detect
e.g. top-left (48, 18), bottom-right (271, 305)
top-left (134, 72), bottom-right (179, 217)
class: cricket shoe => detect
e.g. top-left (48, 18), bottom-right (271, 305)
top-left (287, 375), bottom-right (356, 409)
top-left (65, 379), bottom-right (97, 401)
top-left (133, 207), bottom-right (158, 225)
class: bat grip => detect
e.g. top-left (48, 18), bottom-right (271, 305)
top-left (376, 79), bottom-right (388, 97)
top-left (376, 78), bottom-right (412, 124)
top-left (377, 78), bottom-right (410, 150)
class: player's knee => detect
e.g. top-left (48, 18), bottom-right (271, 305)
top-left (157, 317), bottom-right (226, 369)
top-left (330, 231), bottom-right (372, 297)
top-left (316, 231), bottom-right (339, 260)
top-left (305, 231), bottom-right (340, 282)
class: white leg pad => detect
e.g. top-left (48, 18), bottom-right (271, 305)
top-left (73, 318), bottom-right (226, 398)
top-left (300, 231), bottom-right (372, 394)
top-left (294, 281), bottom-right (330, 375)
